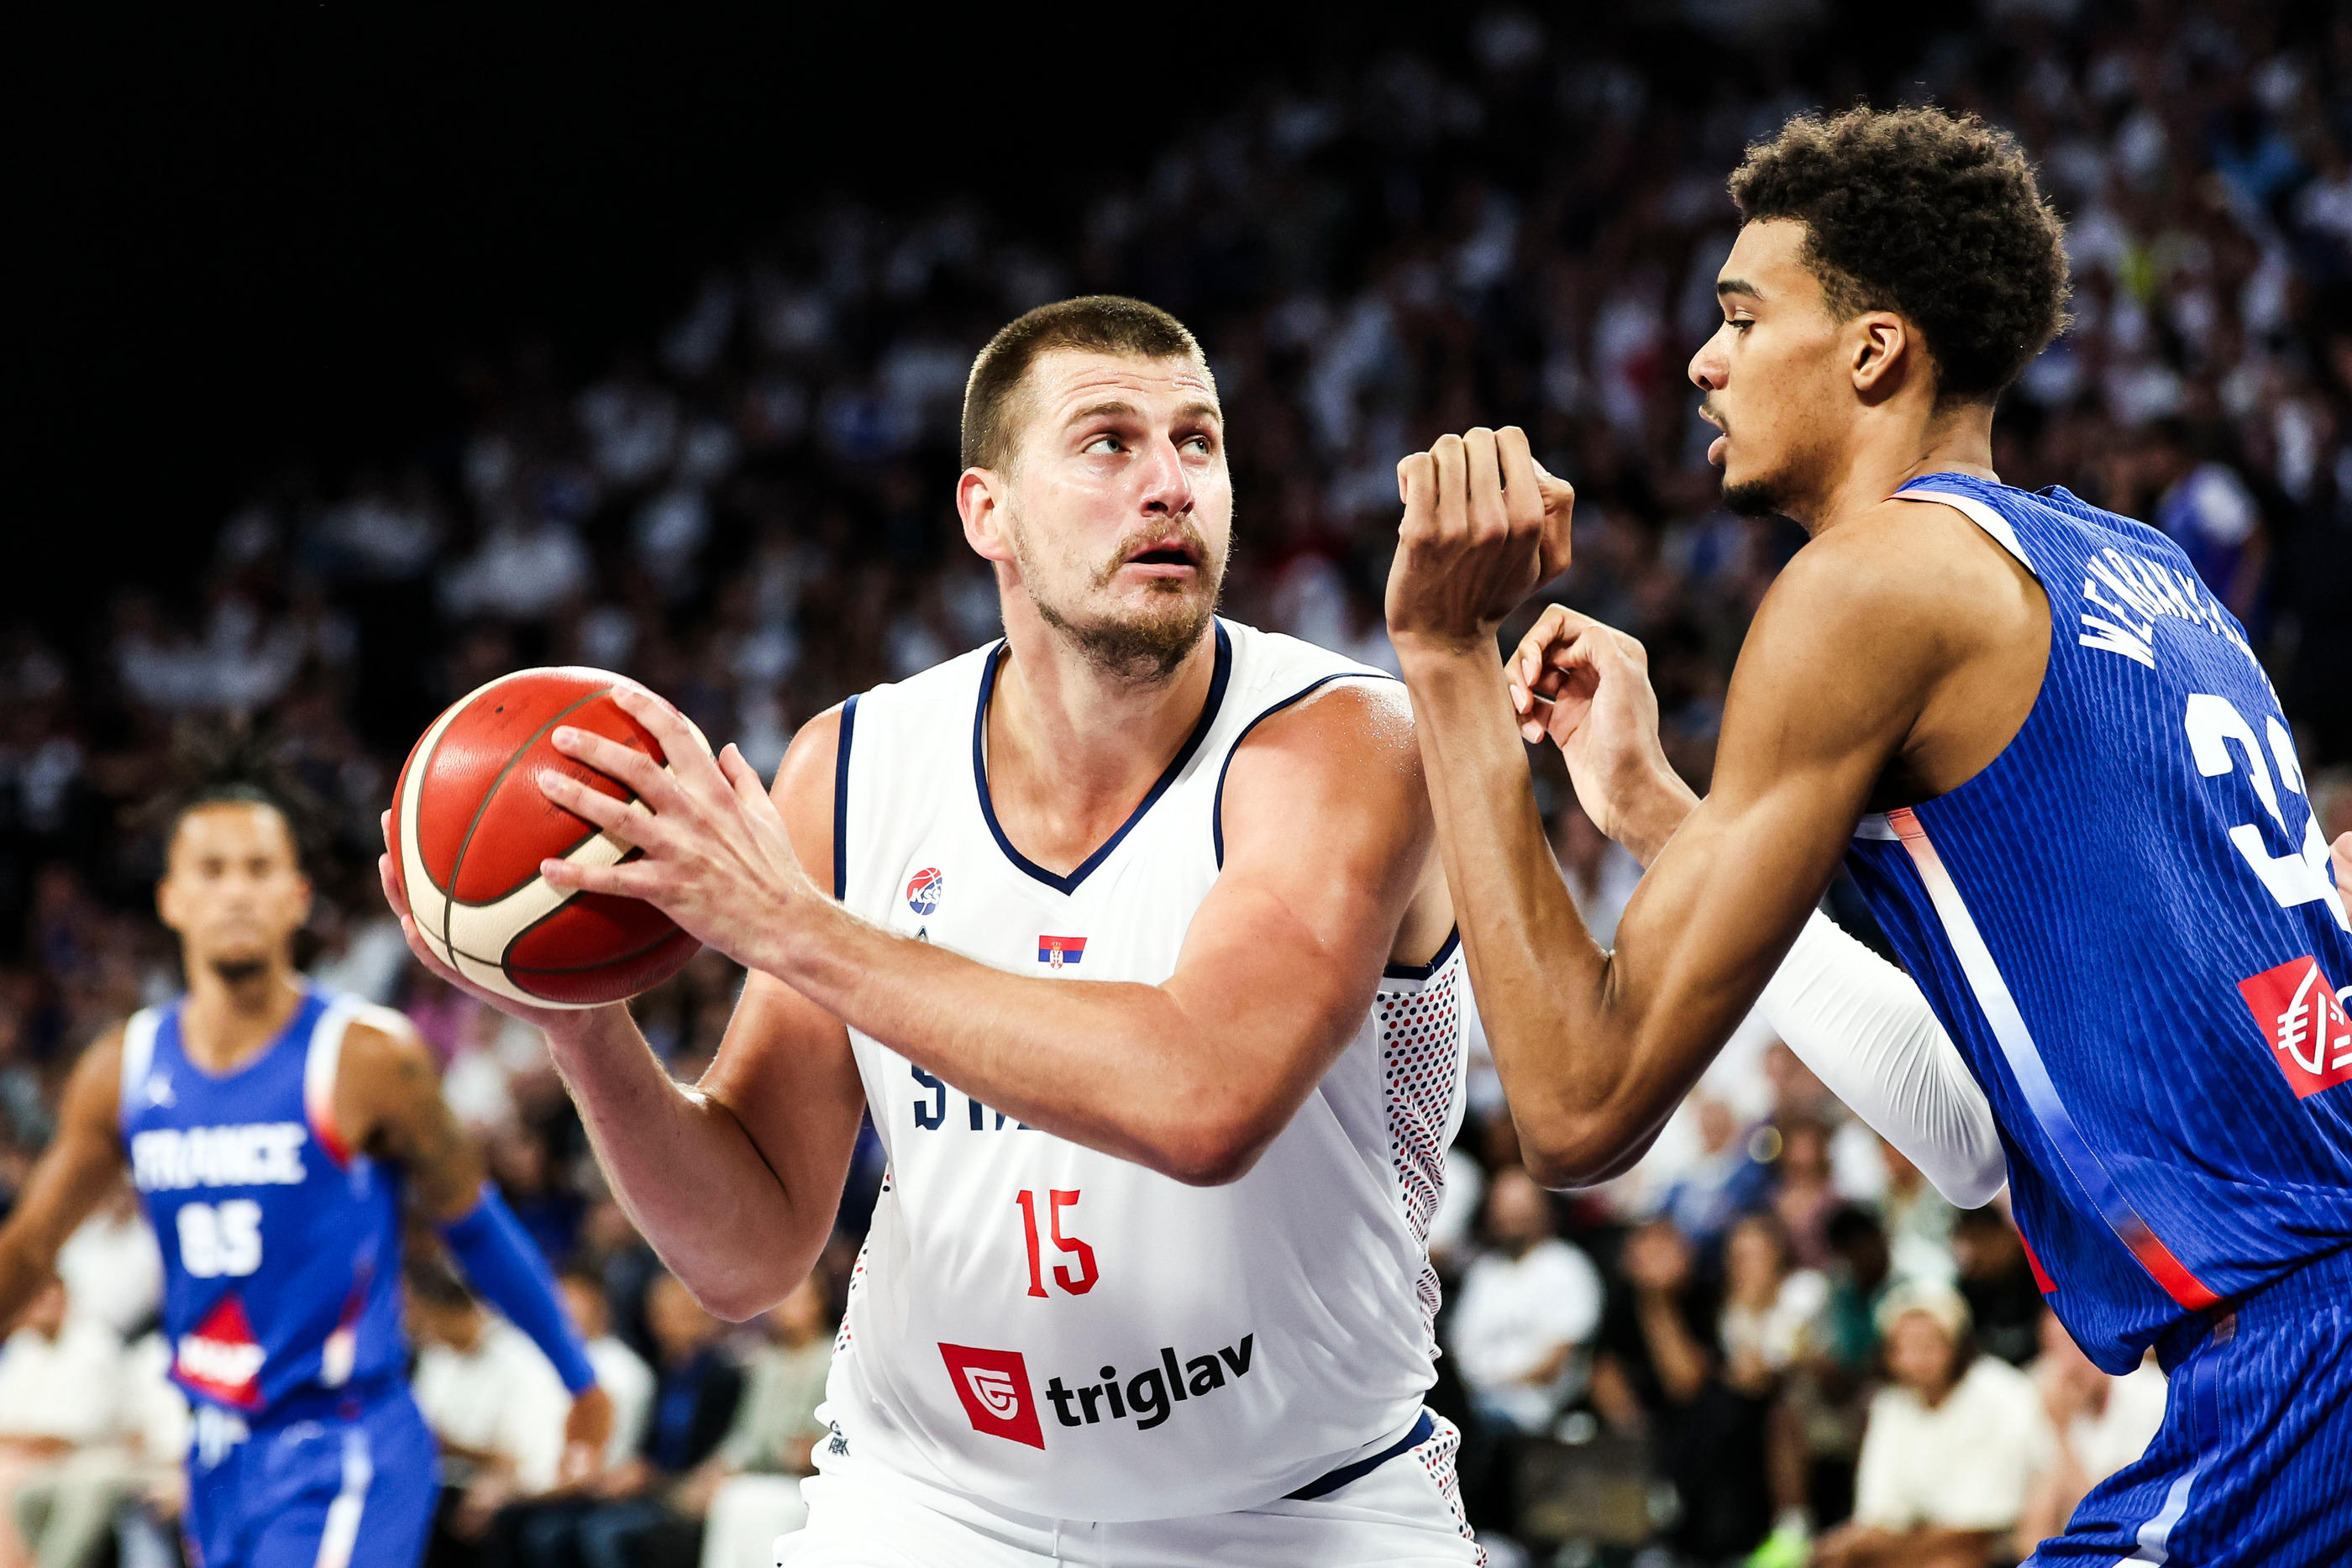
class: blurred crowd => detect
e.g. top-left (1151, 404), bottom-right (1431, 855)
top-left (6, 2), bottom-right (2352, 1565)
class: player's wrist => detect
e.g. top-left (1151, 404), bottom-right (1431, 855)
top-left (1612, 758), bottom-right (1699, 868)
top-left (1391, 626), bottom-right (1500, 666)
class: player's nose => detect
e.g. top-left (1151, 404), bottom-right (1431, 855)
top-left (1137, 434), bottom-right (1195, 517)
top-left (1688, 334), bottom-right (1726, 391)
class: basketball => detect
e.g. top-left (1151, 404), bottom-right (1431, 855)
top-left (389, 666), bottom-right (708, 1009)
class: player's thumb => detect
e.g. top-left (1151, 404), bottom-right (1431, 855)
top-left (2333, 831), bottom-right (2351, 904)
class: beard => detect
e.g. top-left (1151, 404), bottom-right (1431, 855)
top-left (1721, 476), bottom-right (1790, 518)
top-left (208, 954), bottom-right (270, 987)
top-left (1016, 518), bottom-right (1226, 684)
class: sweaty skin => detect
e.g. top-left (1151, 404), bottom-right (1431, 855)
top-left (381, 346), bottom-right (1455, 1320)
top-left (1383, 218), bottom-right (2050, 1185)
top-left (0, 802), bottom-right (612, 1475)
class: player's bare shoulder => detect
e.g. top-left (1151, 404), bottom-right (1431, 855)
top-left (1226, 679), bottom-right (1421, 804)
top-left (60, 1020), bottom-right (132, 1141)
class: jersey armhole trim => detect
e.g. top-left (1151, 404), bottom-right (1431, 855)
top-left (1210, 669), bottom-right (1399, 867)
top-left (833, 695), bottom-right (859, 901)
top-left (1896, 485), bottom-right (2038, 579)
top-left (117, 1008), bottom-right (163, 1127)
top-left (1383, 926), bottom-right (1461, 983)
top-left (304, 995), bottom-right (365, 1168)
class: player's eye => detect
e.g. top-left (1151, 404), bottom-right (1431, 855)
top-left (1083, 434), bottom-right (1122, 455)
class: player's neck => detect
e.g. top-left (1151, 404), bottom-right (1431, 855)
top-left (178, 960), bottom-right (307, 1074)
top-left (986, 613), bottom-right (1221, 870)
top-left (1803, 401), bottom-right (1998, 537)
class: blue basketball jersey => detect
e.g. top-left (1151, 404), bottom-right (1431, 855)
top-left (1842, 474), bottom-right (2352, 1373)
top-left (119, 989), bottom-right (410, 1413)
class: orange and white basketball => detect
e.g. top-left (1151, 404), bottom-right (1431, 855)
top-left (389, 667), bottom-right (706, 1008)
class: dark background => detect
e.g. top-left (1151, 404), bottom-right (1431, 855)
top-left (1, 5), bottom-right (1942, 625)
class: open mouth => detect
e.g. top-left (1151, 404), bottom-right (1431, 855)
top-left (1121, 539), bottom-right (1202, 571)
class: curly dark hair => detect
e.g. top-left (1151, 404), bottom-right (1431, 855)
top-left (140, 716), bottom-right (329, 871)
top-left (1729, 105), bottom-right (2071, 403)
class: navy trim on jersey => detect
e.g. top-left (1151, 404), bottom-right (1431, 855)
top-left (1210, 669), bottom-right (1399, 866)
top-left (832, 695), bottom-right (858, 900)
top-left (971, 621), bottom-right (1233, 895)
top-left (1383, 927), bottom-right (1461, 983)
top-left (1284, 1409), bottom-right (1435, 1501)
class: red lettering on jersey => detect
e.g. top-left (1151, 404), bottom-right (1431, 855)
top-left (2239, 956), bottom-right (2352, 1100)
top-left (176, 1293), bottom-right (266, 1409)
top-left (937, 1342), bottom-right (1044, 1449)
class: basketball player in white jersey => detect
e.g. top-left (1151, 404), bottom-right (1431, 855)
top-left (379, 296), bottom-right (1483, 1565)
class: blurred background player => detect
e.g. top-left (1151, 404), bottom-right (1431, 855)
top-left (0, 735), bottom-right (612, 1568)
top-left (381, 296), bottom-right (1480, 1565)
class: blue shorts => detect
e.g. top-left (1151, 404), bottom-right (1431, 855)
top-left (2029, 1245), bottom-right (2352, 1565)
top-left (184, 1382), bottom-right (439, 1568)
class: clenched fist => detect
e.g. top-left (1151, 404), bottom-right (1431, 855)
top-left (1383, 425), bottom-right (1576, 653)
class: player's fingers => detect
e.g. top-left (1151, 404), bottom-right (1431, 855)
top-left (1510, 603), bottom-right (1585, 685)
top-left (1497, 427), bottom-right (1541, 532)
top-left (608, 684), bottom-right (726, 791)
top-left (538, 856), bottom-right (662, 899)
top-left (1462, 427), bottom-right (1504, 541)
top-left (1531, 456), bottom-right (1578, 581)
top-left (536, 769), bottom-right (664, 849)
top-left (717, 742), bottom-right (767, 807)
top-left (377, 850), bottom-right (413, 923)
top-left (2333, 831), bottom-right (2350, 902)
top-left (1431, 434), bottom-right (1467, 539)
top-left (1396, 452), bottom-right (1436, 541)
top-left (549, 726), bottom-right (685, 815)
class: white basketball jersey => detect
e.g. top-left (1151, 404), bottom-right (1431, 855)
top-left (823, 618), bottom-right (1470, 1523)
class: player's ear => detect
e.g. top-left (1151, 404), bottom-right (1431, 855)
top-left (1850, 312), bottom-right (1911, 400)
top-left (958, 467), bottom-right (1017, 567)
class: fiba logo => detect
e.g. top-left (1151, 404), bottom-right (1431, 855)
top-left (906, 867), bottom-right (943, 915)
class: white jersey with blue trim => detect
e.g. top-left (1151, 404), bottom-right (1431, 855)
top-left (822, 617), bottom-right (1469, 1523)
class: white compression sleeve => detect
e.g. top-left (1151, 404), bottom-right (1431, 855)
top-left (1757, 910), bottom-right (2007, 1208)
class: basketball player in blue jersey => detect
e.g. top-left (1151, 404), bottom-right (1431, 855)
top-left (1386, 104), bottom-right (2352, 1565)
top-left (0, 762), bottom-right (612, 1568)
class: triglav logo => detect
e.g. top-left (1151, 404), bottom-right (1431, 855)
top-left (937, 1342), bottom-right (1043, 1449)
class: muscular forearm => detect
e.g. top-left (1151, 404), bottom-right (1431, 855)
top-left (762, 898), bottom-right (1332, 1186)
top-left (544, 1009), bottom-right (826, 1317)
top-left (1396, 643), bottom-right (1647, 1182)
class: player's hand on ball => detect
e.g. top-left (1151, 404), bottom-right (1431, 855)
top-left (1506, 605), bottom-right (1694, 864)
top-left (1384, 425), bottom-right (1575, 651)
top-left (559, 1384), bottom-right (614, 1487)
top-left (534, 687), bottom-right (818, 974)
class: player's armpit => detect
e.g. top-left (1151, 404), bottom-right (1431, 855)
top-left (334, 1017), bottom-right (487, 1224)
top-left (0, 1029), bottom-right (129, 1324)
top-left (1478, 532), bottom-right (1945, 1187)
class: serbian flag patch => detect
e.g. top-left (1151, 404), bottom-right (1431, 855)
top-left (1037, 936), bottom-right (1086, 970)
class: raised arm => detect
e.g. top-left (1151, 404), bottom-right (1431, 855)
top-left (1384, 429), bottom-right (1955, 1187)
top-left (533, 680), bottom-right (1441, 1188)
top-left (1509, 605), bottom-right (2007, 1206)
top-left (0, 1030), bottom-right (127, 1324)
top-left (376, 711), bottom-right (867, 1323)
